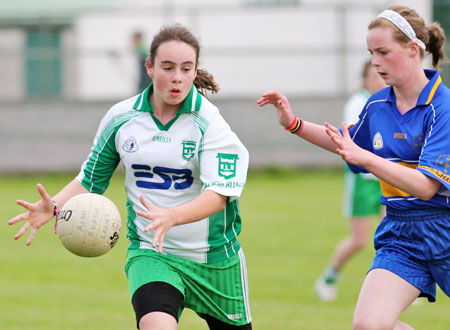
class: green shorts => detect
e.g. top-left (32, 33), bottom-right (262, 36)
top-left (343, 167), bottom-right (382, 218)
top-left (125, 248), bottom-right (252, 326)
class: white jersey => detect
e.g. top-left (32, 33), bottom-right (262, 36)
top-left (343, 89), bottom-right (377, 181)
top-left (343, 89), bottom-right (371, 125)
top-left (76, 84), bottom-right (249, 263)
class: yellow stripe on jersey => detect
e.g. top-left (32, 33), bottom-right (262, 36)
top-left (379, 162), bottom-right (417, 197)
top-left (418, 165), bottom-right (450, 184)
top-left (425, 75), bottom-right (442, 105)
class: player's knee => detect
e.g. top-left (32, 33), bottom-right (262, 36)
top-left (353, 313), bottom-right (397, 330)
top-left (353, 237), bottom-right (369, 250)
top-left (139, 311), bottom-right (177, 330)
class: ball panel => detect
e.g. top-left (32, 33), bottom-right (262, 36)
top-left (57, 193), bottom-right (121, 257)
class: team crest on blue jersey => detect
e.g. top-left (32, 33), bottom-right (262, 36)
top-left (373, 132), bottom-right (383, 150)
top-left (182, 140), bottom-right (196, 161)
top-left (123, 137), bottom-right (138, 152)
top-left (217, 153), bottom-right (239, 179)
top-left (437, 154), bottom-right (450, 173)
top-left (412, 134), bottom-right (424, 154)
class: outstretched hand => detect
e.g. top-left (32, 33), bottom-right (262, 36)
top-left (325, 122), bottom-right (370, 166)
top-left (136, 195), bottom-right (177, 253)
top-left (8, 183), bottom-right (55, 245)
top-left (257, 90), bottom-right (296, 128)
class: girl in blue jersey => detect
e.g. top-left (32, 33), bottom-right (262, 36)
top-left (9, 24), bottom-right (252, 330)
top-left (258, 5), bottom-right (449, 330)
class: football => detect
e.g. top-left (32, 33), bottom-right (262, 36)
top-left (57, 193), bottom-right (121, 257)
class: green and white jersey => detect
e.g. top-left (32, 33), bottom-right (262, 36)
top-left (76, 84), bottom-right (249, 264)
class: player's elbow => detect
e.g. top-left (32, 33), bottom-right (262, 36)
top-left (415, 175), bottom-right (441, 201)
top-left (416, 185), bottom-right (439, 201)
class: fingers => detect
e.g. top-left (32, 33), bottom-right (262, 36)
top-left (341, 121), bottom-right (350, 138)
top-left (16, 199), bottom-right (33, 210)
top-left (325, 122), bottom-right (341, 135)
top-left (256, 91), bottom-right (285, 107)
top-left (8, 212), bottom-right (30, 225)
top-left (139, 194), bottom-right (152, 210)
top-left (26, 227), bottom-right (38, 246)
top-left (151, 230), bottom-right (166, 253)
top-left (36, 183), bottom-right (51, 202)
top-left (14, 222), bottom-right (30, 240)
top-left (138, 195), bottom-right (168, 253)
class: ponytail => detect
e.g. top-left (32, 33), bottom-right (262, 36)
top-left (426, 22), bottom-right (448, 70)
top-left (194, 69), bottom-right (220, 96)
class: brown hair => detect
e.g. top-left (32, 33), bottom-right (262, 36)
top-left (361, 60), bottom-right (373, 79)
top-left (148, 24), bottom-right (220, 95)
top-left (369, 5), bottom-right (448, 69)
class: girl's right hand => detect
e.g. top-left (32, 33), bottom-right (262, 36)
top-left (8, 183), bottom-right (55, 245)
top-left (256, 90), bottom-right (296, 128)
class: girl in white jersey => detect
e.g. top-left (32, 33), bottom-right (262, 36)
top-left (9, 24), bottom-right (252, 330)
top-left (258, 5), bottom-right (450, 330)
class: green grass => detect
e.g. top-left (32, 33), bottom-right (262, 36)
top-left (1, 170), bottom-right (450, 329)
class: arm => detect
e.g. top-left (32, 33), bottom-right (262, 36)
top-left (327, 123), bottom-right (441, 200)
top-left (257, 91), bottom-right (337, 152)
top-left (8, 179), bottom-right (89, 245)
top-left (137, 190), bottom-right (227, 253)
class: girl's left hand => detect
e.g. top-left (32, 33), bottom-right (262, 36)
top-left (325, 122), bottom-right (370, 166)
top-left (136, 195), bottom-right (177, 253)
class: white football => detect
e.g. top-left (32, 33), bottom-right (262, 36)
top-left (57, 193), bottom-right (121, 257)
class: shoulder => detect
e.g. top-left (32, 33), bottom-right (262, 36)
top-left (185, 94), bottom-right (224, 131)
top-left (197, 95), bottom-right (220, 119)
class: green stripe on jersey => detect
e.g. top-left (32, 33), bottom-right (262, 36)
top-left (126, 197), bottom-right (140, 247)
top-left (80, 111), bottom-right (141, 193)
top-left (207, 199), bottom-right (242, 263)
top-left (187, 112), bottom-right (209, 135)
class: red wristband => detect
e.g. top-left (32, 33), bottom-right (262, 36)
top-left (285, 117), bottom-right (298, 131)
top-left (291, 118), bottom-right (304, 134)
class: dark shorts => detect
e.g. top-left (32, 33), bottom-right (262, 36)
top-left (370, 208), bottom-right (450, 302)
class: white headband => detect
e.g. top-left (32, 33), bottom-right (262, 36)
top-left (377, 9), bottom-right (426, 50)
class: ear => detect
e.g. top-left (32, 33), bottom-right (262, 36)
top-left (146, 59), bottom-right (154, 79)
top-left (409, 42), bottom-right (420, 57)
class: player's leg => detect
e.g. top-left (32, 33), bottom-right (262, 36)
top-left (139, 312), bottom-right (178, 330)
top-left (199, 313), bottom-right (252, 330)
top-left (316, 172), bottom-right (379, 301)
top-left (186, 249), bottom-right (252, 327)
top-left (125, 250), bottom-right (187, 330)
top-left (133, 281), bottom-right (183, 330)
top-left (353, 268), bottom-right (419, 330)
top-left (315, 217), bottom-right (372, 301)
top-left (331, 217), bottom-right (373, 269)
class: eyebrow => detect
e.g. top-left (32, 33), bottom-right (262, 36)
top-left (160, 60), bottom-right (195, 65)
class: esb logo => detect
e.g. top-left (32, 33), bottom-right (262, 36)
top-left (132, 164), bottom-right (193, 190)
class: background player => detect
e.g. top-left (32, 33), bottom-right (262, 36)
top-left (257, 5), bottom-right (450, 329)
top-left (315, 60), bottom-right (386, 301)
top-left (9, 24), bottom-right (252, 330)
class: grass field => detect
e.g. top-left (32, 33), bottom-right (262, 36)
top-left (2, 169), bottom-right (450, 329)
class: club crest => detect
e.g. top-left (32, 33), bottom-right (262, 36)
top-left (123, 137), bottom-right (138, 152)
top-left (217, 153), bottom-right (239, 179)
top-left (182, 140), bottom-right (196, 161)
top-left (373, 132), bottom-right (383, 150)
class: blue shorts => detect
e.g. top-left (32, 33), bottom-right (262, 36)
top-left (370, 208), bottom-right (450, 302)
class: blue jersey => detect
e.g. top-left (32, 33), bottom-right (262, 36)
top-left (347, 69), bottom-right (450, 210)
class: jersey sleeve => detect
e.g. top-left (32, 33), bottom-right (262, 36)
top-left (199, 112), bottom-right (249, 200)
top-left (75, 109), bottom-right (121, 194)
top-left (417, 106), bottom-right (450, 192)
